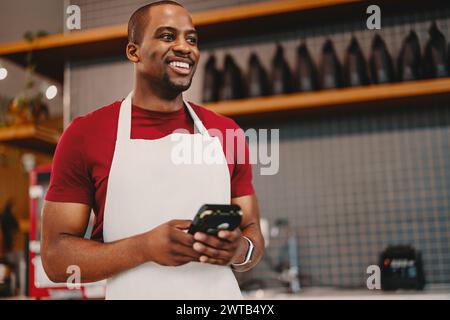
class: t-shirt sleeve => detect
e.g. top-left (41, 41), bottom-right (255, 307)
top-left (45, 117), bottom-right (94, 206)
top-left (229, 120), bottom-right (255, 198)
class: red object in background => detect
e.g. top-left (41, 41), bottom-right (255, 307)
top-left (28, 164), bottom-right (105, 299)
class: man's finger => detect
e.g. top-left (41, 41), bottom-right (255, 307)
top-left (193, 242), bottom-right (233, 260)
top-left (194, 232), bottom-right (232, 250)
top-left (171, 229), bottom-right (195, 246)
top-left (217, 229), bottom-right (241, 242)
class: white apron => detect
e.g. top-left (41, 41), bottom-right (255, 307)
top-left (102, 92), bottom-right (242, 300)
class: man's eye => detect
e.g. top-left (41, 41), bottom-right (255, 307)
top-left (187, 37), bottom-right (198, 44)
top-left (161, 34), bottom-right (175, 41)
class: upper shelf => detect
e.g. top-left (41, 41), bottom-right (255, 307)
top-left (0, 122), bottom-right (61, 154)
top-left (0, 0), bottom-right (360, 54)
top-left (0, 0), bottom-right (435, 83)
top-left (0, 0), bottom-right (361, 54)
top-left (204, 78), bottom-right (450, 118)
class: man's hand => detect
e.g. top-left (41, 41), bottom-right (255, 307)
top-left (192, 229), bottom-right (249, 265)
top-left (143, 219), bottom-right (201, 266)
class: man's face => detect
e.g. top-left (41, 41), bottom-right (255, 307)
top-left (136, 5), bottom-right (200, 93)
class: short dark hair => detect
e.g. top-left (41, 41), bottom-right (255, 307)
top-left (128, 1), bottom-right (185, 44)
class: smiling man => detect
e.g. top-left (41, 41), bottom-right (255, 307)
top-left (41, 1), bottom-right (264, 299)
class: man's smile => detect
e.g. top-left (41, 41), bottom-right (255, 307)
top-left (166, 56), bottom-right (195, 76)
top-left (168, 60), bottom-right (192, 75)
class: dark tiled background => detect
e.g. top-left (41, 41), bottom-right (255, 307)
top-left (241, 102), bottom-right (450, 288)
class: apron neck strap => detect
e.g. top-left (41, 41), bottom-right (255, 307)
top-left (117, 91), bottom-right (209, 142)
top-left (183, 98), bottom-right (208, 136)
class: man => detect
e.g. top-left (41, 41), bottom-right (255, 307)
top-left (41, 1), bottom-right (264, 299)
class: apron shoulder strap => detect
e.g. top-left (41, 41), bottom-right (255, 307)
top-left (117, 92), bottom-right (210, 142)
top-left (117, 91), bottom-right (133, 142)
top-left (183, 98), bottom-right (209, 136)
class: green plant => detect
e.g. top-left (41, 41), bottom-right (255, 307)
top-left (8, 30), bottom-right (50, 124)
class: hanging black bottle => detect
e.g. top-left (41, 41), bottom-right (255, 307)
top-left (202, 54), bottom-right (221, 103)
top-left (344, 37), bottom-right (370, 87)
top-left (219, 54), bottom-right (246, 100)
top-left (397, 31), bottom-right (422, 81)
top-left (271, 44), bottom-right (294, 95)
top-left (423, 22), bottom-right (448, 79)
top-left (320, 39), bottom-right (343, 89)
top-left (294, 42), bottom-right (319, 92)
top-left (247, 53), bottom-right (271, 97)
top-left (370, 34), bottom-right (395, 84)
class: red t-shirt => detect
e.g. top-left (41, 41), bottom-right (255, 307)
top-left (45, 100), bottom-right (254, 241)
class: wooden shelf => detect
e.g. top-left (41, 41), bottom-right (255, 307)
top-left (0, 0), bottom-right (360, 53)
top-left (0, 0), bottom-right (359, 54)
top-left (0, 123), bottom-right (61, 153)
top-left (0, 80), bottom-right (447, 151)
top-left (204, 78), bottom-right (450, 117)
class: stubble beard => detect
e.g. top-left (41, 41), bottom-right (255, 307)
top-left (162, 71), bottom-right (192, 93)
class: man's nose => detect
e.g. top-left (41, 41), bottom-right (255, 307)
top-left (172, 38), bottom-right (191, 55)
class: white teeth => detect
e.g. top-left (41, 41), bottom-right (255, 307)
top-left (169, 61), bottom-right (190, 69)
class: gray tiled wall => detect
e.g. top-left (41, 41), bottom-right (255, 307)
top-left (242, 103), bottom-right (450, 288)
top-left (67, 1), bottom-right (450, 288)
top-left (72, 0), bottom-right (267, 30)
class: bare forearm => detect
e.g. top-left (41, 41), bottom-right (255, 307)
top-left (42, 233), bottom-right (147, 283)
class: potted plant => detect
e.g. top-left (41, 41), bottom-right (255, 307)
top-left (7, 31), bottom-right (50, 126)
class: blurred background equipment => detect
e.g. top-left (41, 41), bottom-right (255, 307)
top-left (0, 200), bottom-right (19, 298)
top-left (0, 258), bottom-right (14, 297)
top-left (0, 200), bottom-right (19, 255)
top-left (271, 218), bottom-right (301, 294)
top-left (240, 218), bottom-right (301, 294)
top-left (380, 245), bottom-right (426, 291)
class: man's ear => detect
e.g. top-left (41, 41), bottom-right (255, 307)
top-left (126, 42), bottom-right (140, 63)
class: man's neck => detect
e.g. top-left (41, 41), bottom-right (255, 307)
top-left (132, 81), bottom-right (184, 113)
